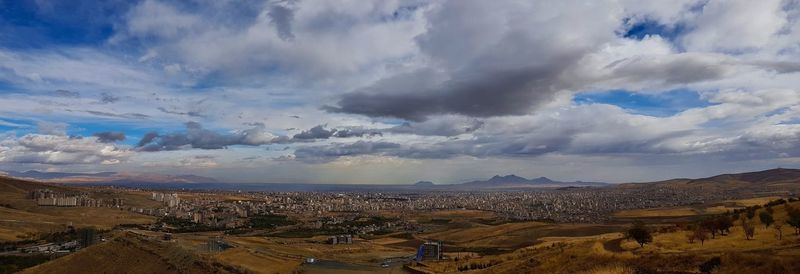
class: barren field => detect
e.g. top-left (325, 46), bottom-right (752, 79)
top-left (613, 207), bottom-right (699, 218)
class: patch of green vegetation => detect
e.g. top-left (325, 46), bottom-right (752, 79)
top-left (159, 216), bottom-right (217, 233)
top-left (340, 216), bottom-right (395, 227)
top-left (249, 214), bottom-right (295, 228)
top-left (369, 229), bottom-right (395, 236)
top-left (269, 228), bottom-right (346, 238)
top-left (224, 228), bottom-right (253, 235)
top-left (426, 218), bottom-right (452, 224)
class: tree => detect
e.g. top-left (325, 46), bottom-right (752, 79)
top-left (627, 221), bottom-right (652, 248)
top-left (759, 212), bottom-right (774, 228)
top-left (715, 215), bottom-right (733, 235)
top-left (773, 223), bottom-right (783, 240)
top-left (742, 221), bottom-right (755, 240)
top-left (691, 228), bottom-right (709, 245)
top-left (701, 218), bottom-right (718, 239)
top-left (746, 209), bottom-right (756, 220)
top-left (787, 207), bottom-right (800, 235)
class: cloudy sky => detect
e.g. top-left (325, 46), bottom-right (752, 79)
top-left (1, 0), bottom-right (799, 184)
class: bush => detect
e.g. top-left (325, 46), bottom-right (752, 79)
top-left (699, 257), bottom-right (721, 274)
top-left (627, 221), bottom-right (652, 248)
top-left (759, 212), bottom-right (774, 228)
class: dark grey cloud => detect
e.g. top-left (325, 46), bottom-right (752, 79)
top-left (323, 1), bottom-right (622, 121)
top-left (99, 92), bottom-right (120, 104)
top-left (292, 125), bottom-right (335, 140)
top-left (333, 128), bottom-right (382, 138)
top-left (748, 60), bottom-right (800, 74)
top-left (84, 110), bottom-right (150, 119)
top-left (138, 132), bottom-right (159, 147)
top-left (386, 117), bottom-right (484, 136)
top-left (598, 53), bottom-right (736, 87)
top-left (294, 141), bottom-right (402, 163)
top-left (53, 89), bottom-right (80, 98)
top-left (327, 67), bottom-right (566, 121)
top-left (291, 139), bottom-right (478, 163)
top-left (92, 131), bottom-right (126, 143)
top-left (136, 122), bottom-right (282, 151)
top-left (268, 4), bottom-right (295, 41)
top-left (157, 107), bottom-right (204, 117)
top-left (291, 125), bottom-right (382, 141)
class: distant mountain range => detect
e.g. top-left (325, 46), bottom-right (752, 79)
top-left (456, 174), bottom-right (607, 189)
top-left (0, 170), bottom-right (604, 191)
top-left (4, 168), bottom-right (798, 193)
top-left (0, 170), bottom-right (218, 185)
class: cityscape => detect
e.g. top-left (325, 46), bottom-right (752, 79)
top-left (2, 0), bottom-right (800, 273)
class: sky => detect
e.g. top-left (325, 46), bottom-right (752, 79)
top-left (1, 0), bottom-right (800, 184)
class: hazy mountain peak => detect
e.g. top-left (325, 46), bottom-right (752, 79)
top-left (488, 174), bottom-right (528, 183)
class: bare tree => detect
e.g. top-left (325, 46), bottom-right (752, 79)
top-left (742, 220), bottom-right (755, 240)
top-left (773, 223), bottom-right (783, 240)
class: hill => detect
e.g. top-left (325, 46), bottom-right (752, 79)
top-left (411, 198), bottom-right (800, 273)
top-left (22, 232), bottom-right (236, 274)
top-left (691, 168), bottom-right (800, 185)
top-left (458, 174), bottom-right (607, 189)
top-left (621, 168), bottom-right (800, 195)
top-left (0, 176), bottom-right (156, 241)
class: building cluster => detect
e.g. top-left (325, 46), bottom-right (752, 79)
top-left (225, 185), bottom-right (733, 223)
top-left (104, 184), bottom-right (748, 234)
top-left (151, 192), bottom-right (180, 207)
top-left (17, 228), bottom-right (99, 255)
top-left (20, 240), bottom-right (79, 253)
top-left (328, 234), bottom-right (353, 244)
top-left (30, 189), bottom-right (123, 208)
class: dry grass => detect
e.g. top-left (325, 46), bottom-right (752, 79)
top-left (23, 232), bottom-right (231, 274)
top-left (613, 207), bottom-right (698, 218)
top-left (411, 200), bottom-right (800, 274)
top-left (215, 248), bottom-right (300, 274)
top-left (0, 177), bottom-right (156, 238)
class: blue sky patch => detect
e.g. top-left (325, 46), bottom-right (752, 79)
top-left (0, 0), bottom-right (125, 48)
top-left (622, 18), bottom-right (686, 41)
top-left (573, 89), bottom-right (713, 117)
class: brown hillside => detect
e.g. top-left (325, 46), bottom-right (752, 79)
top-left (0, 176), bottom-right (155, 241)
top-left (0, 175), bottom-right (72, 196)
top-left (617, 168), bottom-right (800, 194)
top-left (22, 232), bottom-right (237, 274)
top-left (694, 168), bottom-right (800, 184)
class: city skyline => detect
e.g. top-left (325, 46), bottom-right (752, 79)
top-left (1, 0), bottom-right (800, 184)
